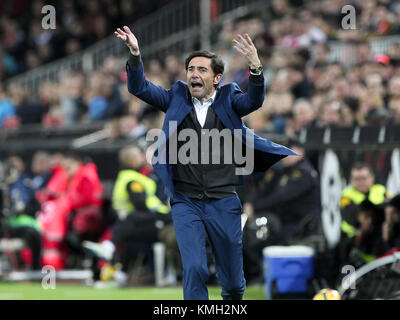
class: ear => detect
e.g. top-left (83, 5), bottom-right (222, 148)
top-left (213, 74), bottom-right (222, 86)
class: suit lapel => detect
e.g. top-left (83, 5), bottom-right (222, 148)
top-left (212, 87), bottom-right (235, 131)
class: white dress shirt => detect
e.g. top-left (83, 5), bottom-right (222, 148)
top-left (192, 91), bottom-right (217, 128)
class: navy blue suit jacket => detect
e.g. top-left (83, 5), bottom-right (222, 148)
top-left (126, 58), bottom-right (297, 198)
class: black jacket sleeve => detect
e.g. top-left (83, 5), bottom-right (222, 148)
top-left (251, 169), bottom-right (316, 212)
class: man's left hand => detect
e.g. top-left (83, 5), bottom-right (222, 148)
top-left (232, 33), bottom-right (261, 69)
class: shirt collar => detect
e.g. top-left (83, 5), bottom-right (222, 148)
top-left (192, 90), bottom-right (217, 105)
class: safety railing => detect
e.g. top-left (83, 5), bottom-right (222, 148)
top-left (328, 35), bottom-right (400, 66)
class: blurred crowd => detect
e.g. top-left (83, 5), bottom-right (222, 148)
top-left (0, 144), bottom-right (400, 289)
top-left (0, 0), bottom-right (172, 81)
top-left (1, 0), bottom-right (400, 289)
top-left (219, 0), bottom-right (400, 136)
top-left (1, 0), bottom-right (400, 137)
top-left (0, 147), bottom-right (179, 287)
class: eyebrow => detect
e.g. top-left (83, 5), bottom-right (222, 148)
top-left (188, 66), bottom-right (208, 70)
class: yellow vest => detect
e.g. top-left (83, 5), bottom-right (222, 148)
top-left (341, 184), bottom-right (387, 206)
top-left (112, 169), bottom-right (169, 219)
top-left (340, 184), bottom-right (388, 238)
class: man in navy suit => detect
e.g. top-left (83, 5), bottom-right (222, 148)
top-left (115, 25), bottom-right (296, 300)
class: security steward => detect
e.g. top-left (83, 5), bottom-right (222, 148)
top-left (338, 162), bottom-right (391, 265)
top-left (340, 163), bottom-right (390, 239)
top-left (84, 145), bottom-right (178, 282)
top-left (243, 139), bottom-right (320, 279)
top-left (244, 139), bottom-right (320, 242)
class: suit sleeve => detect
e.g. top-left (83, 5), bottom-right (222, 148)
top-left (231, 73), bottom-right (265, 117)
top-left (126, 54), bottom-right (171, 112)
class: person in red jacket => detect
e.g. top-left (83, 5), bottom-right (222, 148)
top-left (38, 153), bottom-right (104, 269)
top-left (63, 153), bottom-right (104, 211)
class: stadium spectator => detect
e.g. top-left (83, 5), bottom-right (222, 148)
top-left (85, 72), bottom-right (108, 120)
top-left (260, 70), bottom-right (294, 134)
top-left (381, 194), bottom-right (400, 253)
top-left (389, 97), bottom-right (400, 124)
top-left (37, 153), bottom-right (104, 269)
top-left (6, 155), bottom-right (34, 215)
top-left (7, 84), bottom-right (44, 125)
top-left (2, 0), bottom-right (400, 131)
top-left (0, 85), bottom-right (16, 128)
top-left (83, 145), bottom-right (178, 286)
top-left (30, 151), bottom-right (52, 188)
top-left (348, 200), bottom-right (386, 267)
top-left (340, 163), bottom-right (390, 235)
top-left (338, 162), bottom-right (390, 268)
top-left (317, 100), bottom-right (342, 128)
top-left (2, 155), bottom-right (42, 270)
top-left (39, 81), bottom-right (63, 127)
top-left (339, 97), bottom-right (359, 128)
top-left (308, 42), bottom-right (331, 67)
top-left (287, 63), bottom-right (314, 99)
top-left (242, 139), bottom-right (320, 280)
top-left (59, 72), bottom-right (85, 126)
top-left (119, 114), bottom-right (147, 141)
top-left (287, 98), bottom-right (316, 135)
top-left (0, 0), bottom-right (176, 80)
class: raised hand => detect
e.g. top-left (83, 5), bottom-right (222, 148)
top-left (114, 26), bottom-right (140, 56)
top-left (232, 33), bottom-right (261, 69)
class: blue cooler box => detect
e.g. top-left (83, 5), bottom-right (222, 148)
top-left (263, 246), bottom-right (314, 299)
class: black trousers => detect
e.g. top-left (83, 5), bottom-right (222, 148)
top-left (111, 212), bottom-right (175, 273)
top-left (112, 212), bottom-right (169, 245)
top-left (8, 226), bottom-right (42, 270)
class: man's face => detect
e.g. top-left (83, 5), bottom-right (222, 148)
top-left (63, 158), bottom-right (81, 178)
top-left (385, 205), bottom-right (400, 224)
top-left (187, 57), bottom-right (221, 101)
top-left (350, 168), bottom-right (374, 193)
top-left (32, 154), bottom-right (50, 175)
top-left (357, 211), bottom-right (372, 233)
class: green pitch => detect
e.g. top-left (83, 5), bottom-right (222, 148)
top-left (0, 282), bottom-right (265, 300)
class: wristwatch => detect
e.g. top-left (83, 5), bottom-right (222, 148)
top-left (249, 65), bottom-right (263, 75)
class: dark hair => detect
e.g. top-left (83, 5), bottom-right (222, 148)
top-left (185, 50), bottom-right (225, 77)
top-left (64, 152), bottom-right (84, 163)
top-left (358, 200), bottom-right (383, 224)
top-left (388, 195), bottom-right (400, 212)
top-left (343, 96), bottom-right (359, 113)
top-left (351, 162), bottom-right (374, 175)
top-left (288, 62), bottom-right (305, 73)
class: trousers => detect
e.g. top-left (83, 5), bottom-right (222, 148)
top-left (170, 191), bottom-right (245, 300)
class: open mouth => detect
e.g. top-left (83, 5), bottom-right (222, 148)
top-left (190, 81), bottom-right (203, 90)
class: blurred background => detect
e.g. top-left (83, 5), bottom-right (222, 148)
top-left (1, 0), bottom-right (400, 300)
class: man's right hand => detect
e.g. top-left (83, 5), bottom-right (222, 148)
top-left (115, 25), bottom-right (140, 56)
top-left (243, 202), bottom-right (255, 219)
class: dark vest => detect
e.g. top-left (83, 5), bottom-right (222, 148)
top-left (172, 104), bottom-right (238, 199)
